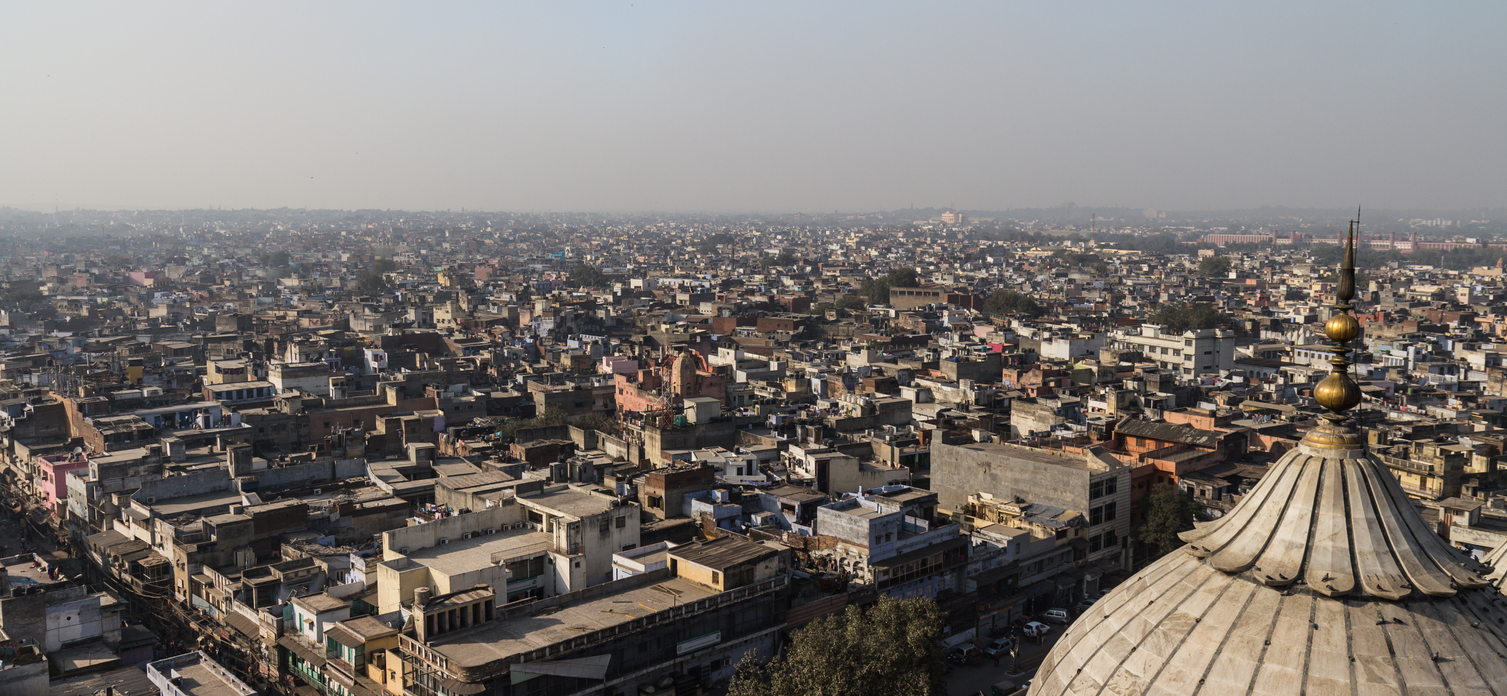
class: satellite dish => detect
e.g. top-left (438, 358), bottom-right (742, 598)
top-left (73, 447), bottom-right (83, 454)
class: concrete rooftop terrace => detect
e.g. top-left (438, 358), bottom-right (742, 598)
top-left (428, 576), bottom-right (715, 669)
top-left (404, 530), bottom-right (554, 576)
top-left (951, 441), bottom-right (1094, 470)
top-left (524, 485), bottom-right (616, 518)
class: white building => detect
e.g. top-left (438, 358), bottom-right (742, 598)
top-left (1110, 325), bottom-right (1235, 378)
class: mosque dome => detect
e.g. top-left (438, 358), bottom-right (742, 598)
top-left (1029, 220), bottom-right (1507, 695)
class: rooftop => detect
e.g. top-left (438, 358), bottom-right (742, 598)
top-left (147, 652), bottom-right (257, 696)
top-left (402, 529), bottom-right (554, 576)
top-left (949, 441), bottom-right (1093, 471)
top-left (521, 485), bottom-right (616, 519)
top-left (669, 536), bottom-right (777, 571)
top-left (428, 575), bottom-right (716, 670)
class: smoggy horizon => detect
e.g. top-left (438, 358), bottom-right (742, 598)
top-left (3, 3), bottom-right (1504, 213)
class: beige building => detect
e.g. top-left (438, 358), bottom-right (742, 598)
top-left (378, 484), bottom-right (640, 613)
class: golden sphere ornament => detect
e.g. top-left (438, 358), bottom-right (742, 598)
top-left (1324, 312), bottom-right (1361, 344)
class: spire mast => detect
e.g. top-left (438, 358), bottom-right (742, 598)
top-left (1313, 211), bottom-right (1363, 425)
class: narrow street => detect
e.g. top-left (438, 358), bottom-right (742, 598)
top-left (947, 627), bottom-right (1062, 695)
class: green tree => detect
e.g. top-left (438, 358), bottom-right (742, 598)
top-left (1135, 483), bottom-right (1200, 560)
top-left (859, 267), bottom-right (920, 305)
top-left (568, 263), bottom-right (607, 288)
top-left (983, 290), bottom-right (1043, 317)
top-left (353, 271), bottom-right (389, 296)
top-left (762, 251), bottom-right (799, 267)
top-left (1197, 255), bottom-right (1232, 277)
top-left (370, 257), bottom-right (397, 274)
top-left (698, 232), bottom-right (737, 252)
top-left (258, 250), bottom-right (291, 267)
top-left (728, 597), bottom-right (946, 696)
top-left (0, 288), bottom-right (44, 307)
top-left (834, 294), bottom-right (867, 311)
top-left (1150, 303), bottom-right (1229, 333)
top-left (495, 407), bottom-right (572, 441)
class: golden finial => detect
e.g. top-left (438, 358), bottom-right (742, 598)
top-left (1314, 213), bottom-right (1362, 417)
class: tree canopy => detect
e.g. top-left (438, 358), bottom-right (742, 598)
top-left (1149, 302), bottom-right (1230, 334)
top-left (698, 232), bottom-right (736, 251)
top-left (1197, 255), bottom-right (1232, 277)
top-left (494, 407), bottom-right (570, 441)
top-left (727, 597), bottom-right (946, 696)
top-left (859, 267), bottom-right (920, 305)
top-left (834, 294), bottom-right (867, 311)
top-left (762, 251), bottom-right (800, 267)
top-left (352, 271), bottom-right (390, 296)
top-left (1135, 482), bottom-right (1200, 560)
top-left (983, 290), bottom-right (1043, 317)
top-left (568, 263), bottom-right (608, 288)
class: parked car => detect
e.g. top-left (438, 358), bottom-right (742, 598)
top-left (947, 645), bottom-right (982, 665)
top-left (1042, 608), bottom-right (1072, 624)
top-left (1023, 621), bottom-right (1051, 638)
top-left (984, 636), bottom-right (1015, 659)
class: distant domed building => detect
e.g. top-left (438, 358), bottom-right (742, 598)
top-left (1030, 222), bottom-right (1507, 695)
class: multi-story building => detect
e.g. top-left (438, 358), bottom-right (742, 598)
top-left (1108, 325), bottom-right (1236, 378)
top-left (932, 441), bottom-right (1132, 567)
top-left (811, 486), bottom-right (967, 598)
top-left (396, 536), bottom-right (788, 696)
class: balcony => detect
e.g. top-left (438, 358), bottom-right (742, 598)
top-left (1377, 454), bottom-right (1441, 477)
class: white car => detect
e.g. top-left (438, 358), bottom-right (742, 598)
top-left (1023, 621), bottom-right (1051, 638)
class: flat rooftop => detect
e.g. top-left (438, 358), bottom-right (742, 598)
top-left (950, 441), bottom-right (1091, 471)
top-left (150, 489), bottom-right (243, 517)
top-left (404, 530), bottom-right (554, 576)
top-left (429, 576), bottom-right (716, 669)
top-left (671, 536), bottom-right (776, 571)
top-left (149, 652), bottom-right (256, 696)
top-left (522, 486), bottom-right (615, 518)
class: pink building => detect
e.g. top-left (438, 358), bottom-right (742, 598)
top-left (601, 355), bottom-right (638, 375)
top-left (615, 352), bottom-right (727, 414)
top-left (36, 451), bottom-right (89, 518)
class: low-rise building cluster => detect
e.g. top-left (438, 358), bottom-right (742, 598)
top-left (0, 207), bottom-right (1504, 694)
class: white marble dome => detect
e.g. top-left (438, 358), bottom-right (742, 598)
top-left (1028, 426), bottom-right (1507, 696)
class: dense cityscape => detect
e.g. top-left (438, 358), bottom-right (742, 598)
top-left (3, 203), bottom-right (1507, 695)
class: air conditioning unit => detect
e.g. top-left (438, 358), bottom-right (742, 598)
top-left (485, 528), bottom-right (496, 535)
top-left (313, 488), bottom-right (322, 495)
top-left (462, 532), bottom-right (473, 540)
top-left (399, 547), bottom-right (409, 555)
top-left (146, 497), bottom-right (156, 504)
top-left (439, 538), bottom-right (450, 545)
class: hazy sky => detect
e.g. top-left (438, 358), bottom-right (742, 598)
top-left (3, 2), bottom-right (1504, 213)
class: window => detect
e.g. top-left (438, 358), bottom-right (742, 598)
top-left (711, 571), bottom-right (721, 585)
top-left (1089, 535), bottom-right (1103, 552)
top-left (616, 516), bottom-right (626, 528)
top-left (599, 518), bottom-right (610, 534)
